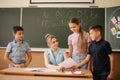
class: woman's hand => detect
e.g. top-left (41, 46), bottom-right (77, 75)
top-left (57, 66), bottom-right (65, 72)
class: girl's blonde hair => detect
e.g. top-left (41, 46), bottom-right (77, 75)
top-left (45, 34), bottom-right (58, 46)
top-left (69, 17), bottom-right (84, 52)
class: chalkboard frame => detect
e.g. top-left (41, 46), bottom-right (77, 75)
top-left (30, 0), bottom-right (94, 4)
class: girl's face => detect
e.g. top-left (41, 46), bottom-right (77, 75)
top-left (13, 30), bottom-right (24, 42)
top-left (49, 38), bottom-right (59, 49)
top-left (68, 23), bottom-right (80, 33)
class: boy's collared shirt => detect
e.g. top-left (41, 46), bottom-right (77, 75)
top-left (6, 39), bottom-right (31, 67)
top-left (88, 39), bottom-right (112, 74)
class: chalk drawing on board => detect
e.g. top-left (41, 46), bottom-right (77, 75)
top-left (56, 11), bottom-right (62, 19)
top-left (77, 11), bottom-right (82, 18)
top-left (42, 11), bottom-right (49, 18)
top-left (41, 20), bottom-right (48, 27)
top-left (22, 8), bottom-right (104, 48)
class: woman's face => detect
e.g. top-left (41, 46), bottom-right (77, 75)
top-left (68, 23), bottom-right (80, 33)
top-left (49, 38), bottom-right (59, 49)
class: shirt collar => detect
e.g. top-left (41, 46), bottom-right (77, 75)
top-left (13, 39), bottom-right (25, 44)
top-left (95, 38), bottom-right (103, 43)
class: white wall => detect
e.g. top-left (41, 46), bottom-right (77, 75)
top-left (0, 0), bottom-right (119, 8)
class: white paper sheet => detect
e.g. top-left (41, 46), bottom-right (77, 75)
top-left (65, 71), bottom-right (82, 74)
top-left (58, 58), bottom-right (77, 68)
top-left (24, 68), bottom-right (58, 72)
top-left (24, 68), bottom-right (40, 71)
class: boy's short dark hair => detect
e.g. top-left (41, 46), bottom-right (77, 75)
top-left (89, 25), bottom-right (102, 34)
top-left (13, 25), bottom-right (24, 34)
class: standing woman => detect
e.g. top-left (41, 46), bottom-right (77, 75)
top-left (44, 34), bottom-right (68, 71)
top-left (68, 17), bottom-right (91, 69)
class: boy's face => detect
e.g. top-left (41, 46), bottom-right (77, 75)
top-left (13, 30), bottom-right (24, 41)
top-left (89, 29), bottom-right (100, 41)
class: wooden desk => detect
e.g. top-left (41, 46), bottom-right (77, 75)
top-left (0, 68), bottom-right (93, 80)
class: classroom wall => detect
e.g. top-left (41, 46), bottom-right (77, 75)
top-left (0, 0), bottom-right (120, 80)
top-left (0, 0), bottom-right (120, 8)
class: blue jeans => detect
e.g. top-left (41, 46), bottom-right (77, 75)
top-left (72, 55), bottom-right (88, 69)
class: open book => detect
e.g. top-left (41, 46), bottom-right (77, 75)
top-left (58, 58), bottom-right (77, 68)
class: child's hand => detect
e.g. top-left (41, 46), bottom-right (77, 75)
top-left (14, 64), bottom-right (21, 68)
top-left (71, 65), bottom-right (77, 72)
top-left (71, 64), bottom-right (80, 71)
top-left (14, 64), bottom-right (26, 68)
top-left (19, 64), bottom-right (26, 67)
top-left (107, 72), bottom-right (114, 80)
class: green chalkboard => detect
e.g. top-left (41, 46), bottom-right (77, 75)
top-left (0, 8), bottom-right (20, 47)
top-left (0, 8), bottom-right (105, 48)
top-left (105, 6), bottom-right (120, 51)
top-left (22, 8), bottom-right (105, 48)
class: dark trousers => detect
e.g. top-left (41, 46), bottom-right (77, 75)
top-left (93, 71), bottom-right (109, 80)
